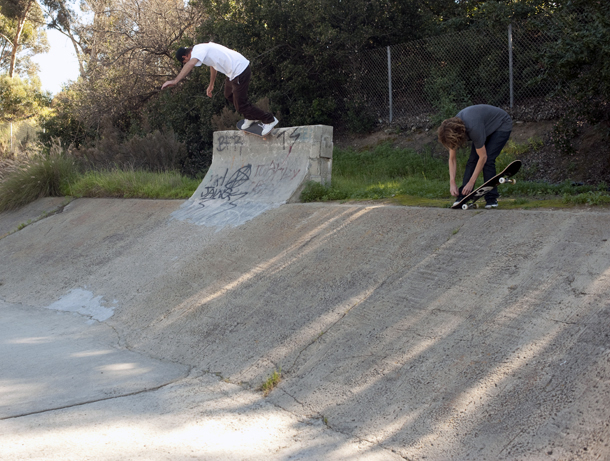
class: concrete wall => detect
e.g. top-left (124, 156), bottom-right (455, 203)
top-left (171, 125), bottom-right (333, 229)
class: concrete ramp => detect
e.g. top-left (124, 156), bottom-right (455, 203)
top-left (172, 125), bottom-right (333, 229)
top-left (2, 199), bottom-right (610, 460)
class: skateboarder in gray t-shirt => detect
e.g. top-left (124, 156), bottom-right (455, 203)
top-left (438, 105), bottom-right (512, 208)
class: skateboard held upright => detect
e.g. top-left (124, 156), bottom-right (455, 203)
top-left (452, 160), bottom-right (521, 210)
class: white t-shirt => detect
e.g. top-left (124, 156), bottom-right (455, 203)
top-left (190, 43), bottom-right (250, 81)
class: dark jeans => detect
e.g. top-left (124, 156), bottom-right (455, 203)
top-left (460, 130), bottom-right (512, 203)
top-left (224, 66), bottom-right (274, 123)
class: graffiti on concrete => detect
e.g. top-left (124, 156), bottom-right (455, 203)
top-left (216, 133), bottom-right (244, 154)
top-left (199, 165), bottom-right (251, 210)
top-left (172, 125), bottom-right (329, 229)
top-left (216, 127), bottom-right (303, 154)
top-left (250, 160), bottom-right (302, 196)
top-left (276, 127), bottom-right (301, 155)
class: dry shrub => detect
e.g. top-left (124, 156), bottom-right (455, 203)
top-left (75, 125), bottom-right (187, 172)
top-left (0, 155), bottom-right (19, 184)
top-left (0, 138), bottom-right (47, 184)
top-left (211, 107), bottom-right (241, 131)
top-left (0, 140), bottom-right (80, 211)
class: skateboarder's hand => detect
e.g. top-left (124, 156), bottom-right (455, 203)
top-left (450, 184), bottom-right (460, 197)
top-left (206, 84), bottom-right (214, 97)
top-left (462, 180), bottom-right (476, 196)
top-left (161, 80), bottom-right (176, 90)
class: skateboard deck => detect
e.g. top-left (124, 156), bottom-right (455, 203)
top-left (452, 160), bottom-right (522, 210)
top-left (237, 119), bottom-right (276, 138)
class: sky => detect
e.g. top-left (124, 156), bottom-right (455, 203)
top-left (31, 28), bottom-right (81, 95)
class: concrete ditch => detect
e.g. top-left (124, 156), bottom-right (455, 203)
top-left (1, 197), bottom-right (609, 460)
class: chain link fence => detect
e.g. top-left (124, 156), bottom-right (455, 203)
top-left (345, 15), bottom-right (565, 126)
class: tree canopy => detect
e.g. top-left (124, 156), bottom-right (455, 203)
top-left (34, 0), bottom-right (609, 172)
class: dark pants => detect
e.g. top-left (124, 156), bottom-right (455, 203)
top-left (224, 66), bottom-right (274, 123)
top-left (460, 130), bottom-right (512, 203)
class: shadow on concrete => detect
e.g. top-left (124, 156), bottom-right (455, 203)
top-left (1, 198), bottom-right (609, 459)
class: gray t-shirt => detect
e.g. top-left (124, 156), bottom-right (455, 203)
top-left (456, 105), bottom-right (512, 149)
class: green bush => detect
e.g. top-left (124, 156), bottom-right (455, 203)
top-left (300, 181), bottom-right (349, 202)
top-left (425, 67), bottom-right (471, 125)
top-left (289, 97), bottom-right (337, 126)
top-left (344, 98), bottom-right (377, 134)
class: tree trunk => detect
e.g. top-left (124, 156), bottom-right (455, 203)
top-left (8, 0), bottom-right (35, 78)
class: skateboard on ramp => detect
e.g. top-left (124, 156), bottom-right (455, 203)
top-left (237, 119), bottom-right (277, 139)
top-left (452, 160), bottom-right (521, 210)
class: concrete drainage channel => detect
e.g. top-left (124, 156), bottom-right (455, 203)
top-left (1, 297), bottom-right (391, 460)
top-left (1, 125), bottom-right (609, 459)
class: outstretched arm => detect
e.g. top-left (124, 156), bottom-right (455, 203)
top-left (161, 58), bottom-right (199, 90)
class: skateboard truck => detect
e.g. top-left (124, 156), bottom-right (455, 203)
top-left (499, 177), bottom-right (517, 184)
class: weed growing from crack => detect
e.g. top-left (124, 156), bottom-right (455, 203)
top-left (260, 368), bottom-right (282, 396)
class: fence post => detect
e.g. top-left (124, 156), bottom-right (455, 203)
top-left (387, 46), bottom-right (393, 123)
top-left (508, 23), bottom-right (514, 108)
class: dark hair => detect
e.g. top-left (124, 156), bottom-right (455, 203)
top-left (438, 117), bottom-right (468, 150)
top-left (175, 47), bottom-right (192, 67)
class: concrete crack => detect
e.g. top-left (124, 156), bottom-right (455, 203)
top-left (0, 198), bottom-right (74, 241)
top-left (273, 387), bottom-right (411, 460)
top-left (287, 278), bottom-right (390, 374)
top-left (0, 373), bottom-right (190, 421)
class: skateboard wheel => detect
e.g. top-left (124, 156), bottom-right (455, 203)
top-left (462, 204), bottom-right (469, 210)
top-left (499, 177), bottom-right (506, 184)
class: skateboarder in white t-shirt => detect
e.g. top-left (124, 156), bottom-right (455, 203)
top-left (161, 43), bottom-right (278, 135)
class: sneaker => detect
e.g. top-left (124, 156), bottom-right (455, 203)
top-left (241, 119), bottom-right (256, 129)
top-left (485, 200), bottom-right (498, 209)
top-left (452, 196), bottom-right (464, 207)
top-left (261, 117), bottom-right (279, 135)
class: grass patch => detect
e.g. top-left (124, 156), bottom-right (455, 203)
top-left (1, 160), bottom-right (200, 212)
top-left (301, 142), bottom-right (455, 202)
top-left (67, 168), bottom-right (201, 199)
top-left (301, 141), bottom-right (610, 208)
top-left (4, 137), bottom-right (610, 212)
top-left (562, 191), bottom-right (610, 206)
top-left (1, 153), bottom-right (201, 211)
top-left (260, 368), bottom-right (282, 396)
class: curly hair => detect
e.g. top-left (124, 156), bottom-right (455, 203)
top-left (438, 117), bottom-right (468, 150)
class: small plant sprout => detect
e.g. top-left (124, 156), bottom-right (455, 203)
top-left (260, 368), bottom-right (282, 396)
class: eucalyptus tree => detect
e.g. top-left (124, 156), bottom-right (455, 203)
top-left (41, 0), bottom-right (202, 139)
top-left (0, 0), bottom-right (47, 78)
